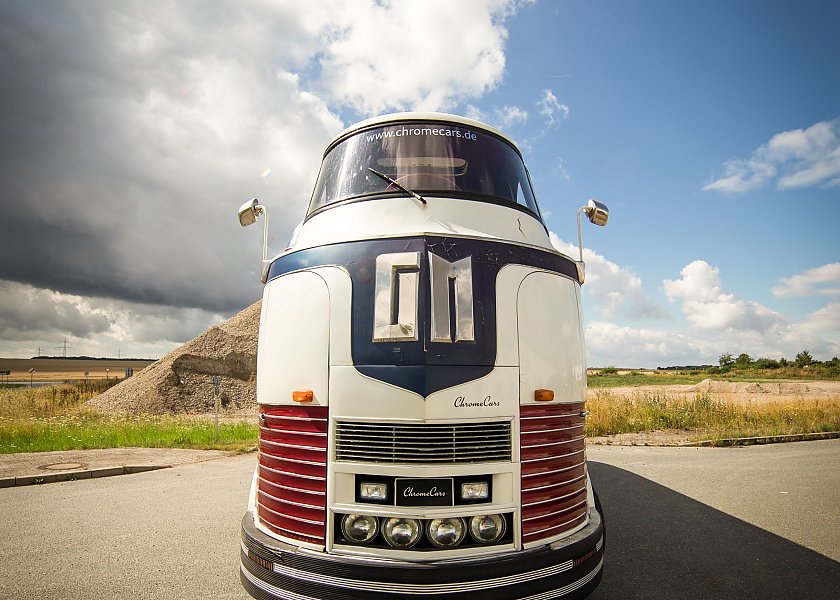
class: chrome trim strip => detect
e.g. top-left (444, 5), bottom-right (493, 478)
top-left (240, 553), bottom-right (603, 597)
top-left (519, 558), bottom-right (603, 600)
top-left (258, 502), bottom-right (325, 527)
top-left (521, 436), bottom-right (586, 450)
top-left (522, 473), bottom-right (587, 493)
top-left (520, 449), bottom-right (584, 465)
top-left (260, 454), bottom-right (327, 468)
top-left (258, 477), bottom-right (326, 497)
top-left (258, 490), bottom-right (324, 512)
top-left (522, 486), bottom-right (587, 509)
top-left (260, 438), bottom-right (328, 453)
top-left (260, 428), bottom-right (328, 438)
top-left (259, 463), bottom-right (327, 482)
top-left (520, 425), bottom-right (584, 435)
top-left (520, 413), bottom-right (584, 421)
top-left (260, 413), bottom-right (328, 423)
top-left (242, 565), bottom-right (319, 600)
top-left (522, 499), bottom-right (588, 523)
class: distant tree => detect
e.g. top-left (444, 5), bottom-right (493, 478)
top-left (795, 350), bottom-right (814, 368)
top-left (719, 353), bottom-right (735, 366)
top-left (779, 357), bottom-right (789, 367)
top-left (735, 353), bottom-right (753, 367)
top-left (754, 358), bottom-right (780, 369)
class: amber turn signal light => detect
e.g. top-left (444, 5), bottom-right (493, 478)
top-left (292, 390), bottom-right (314, 403)
top-left (534, 389), bottom-right (554, 402)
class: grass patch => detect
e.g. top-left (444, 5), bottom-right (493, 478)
top-left (587, 390), bottom-right (840, 442)
top-left (0, 383), bottom-right (257, 454)
top-left (587, 365), bottom-right (840, 388)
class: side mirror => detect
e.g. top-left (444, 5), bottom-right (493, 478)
top-left (237, 198), bottom-right (270, 281)
top-left (576, 198), bottom-right (610, 283)
top-left (238, 198), bottom-right (263, 227)
top-left (583, 198), bottom-right (609, 227)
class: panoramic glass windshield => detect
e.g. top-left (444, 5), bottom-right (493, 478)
top-left (308, 122), bottom-right (540, 216)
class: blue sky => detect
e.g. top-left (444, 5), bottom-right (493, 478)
top-left (1, 0), bottom-right (838, 366)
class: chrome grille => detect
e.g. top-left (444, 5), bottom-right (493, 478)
top-left (335, 420), bottom-right (512, 464)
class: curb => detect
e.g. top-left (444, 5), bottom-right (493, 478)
top-left (0, 465), bottom-right (169, 488)
top-left (682, 431), bottom-right (840, 447)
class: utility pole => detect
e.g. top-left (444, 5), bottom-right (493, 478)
top-left (56, 338), bottom-right (72, 358)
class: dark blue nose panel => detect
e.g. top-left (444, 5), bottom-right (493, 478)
top-left (266, 236), bottom-right (579, 397)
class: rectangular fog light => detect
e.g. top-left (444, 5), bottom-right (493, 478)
top-left (359, 481), bottom-right (388, 501)
top-left (460, 481), bottom-right (489, 501)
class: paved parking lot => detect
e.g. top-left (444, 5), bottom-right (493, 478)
top-left (1, 441), bottom-right (838, 599)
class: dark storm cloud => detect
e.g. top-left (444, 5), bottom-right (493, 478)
top-left (0, 1), bottom-right (340, 313)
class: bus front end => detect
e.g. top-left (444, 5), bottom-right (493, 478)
top-left (238, 112), bottom-right (605, 599)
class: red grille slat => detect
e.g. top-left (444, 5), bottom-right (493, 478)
top-left (257, 404), bottom-right (328, 546)
top-left (520, 403), bottom-right (588, 545)
top-left (258, 490), bottom-right (326, 518)
top-left (259, 454), bottom-right (328, 479)
top-left (258, 478), bottom-right (327, 507)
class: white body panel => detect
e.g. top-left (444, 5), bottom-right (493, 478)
top-left (257, 271), bottom-right (330, 406)
top-left (291, 197), bottom-right (553, 254)
top-left (517, 272), bottom-right (586, 404)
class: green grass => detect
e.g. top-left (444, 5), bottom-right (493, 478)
top-left (586, 389), bottom-right (840, 442)
top-left (0, 383), bottom-right (257, 454)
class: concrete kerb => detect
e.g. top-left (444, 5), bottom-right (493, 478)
top-left (0, 448), bottom-right (234, 488)
top-left (682, 431), bottom-right (840, 447)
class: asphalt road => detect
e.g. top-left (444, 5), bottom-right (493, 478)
top-left (1, 441), bottom-right (838, 599)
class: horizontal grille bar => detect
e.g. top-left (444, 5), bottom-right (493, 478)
top-left (520, 403), bottom-right (588, 545)
top-left (258, 404), bottom-right (328, 546)
top-left (335, 420), bottom-right (512, 464)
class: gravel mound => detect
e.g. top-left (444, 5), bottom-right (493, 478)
top-left (690, 378), bottom-right (810, 395)
top-left (88, 301), bottom-right (261, 414)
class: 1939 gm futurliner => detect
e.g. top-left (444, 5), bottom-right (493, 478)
top-left (236, 112), bottom-right (609, 599)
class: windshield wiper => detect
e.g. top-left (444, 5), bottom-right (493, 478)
top-left (368, 167), bottom-right (427, 205)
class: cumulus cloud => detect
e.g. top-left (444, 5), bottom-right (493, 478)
top-left (704, 118), bottom-right (840, 193)
top-left (772, 263), bottom-right (840, 298)
top-left (663, 260), bottom-right (785, 332)
top-left (549, 234), bottom-right (668, 320)
top-left (316, 0), bottom-right (517, 114)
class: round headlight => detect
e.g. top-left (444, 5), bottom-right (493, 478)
top-left (382, 517), bottom-right (422, 549)
top-left (469, 514), bottom-right (506, 544)
top-left (426, 517), bottom-right (466, 548)
top-left (341, 514), bottom-right (379, 544)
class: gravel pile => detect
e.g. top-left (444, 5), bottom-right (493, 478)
top-left (88, 300), bottom-right (261, 414)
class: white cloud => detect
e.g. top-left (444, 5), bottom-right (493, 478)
top-left (0, 280), bottom-right (223, 359)
top-left (772, 263), bottom-right (840, 298)
top-left (493, 105), bottom-right (529, 129)
top-left (549, 233), bottom-right (668, 320)
top-left (536, 89), bottom-right (570, 126)
top-left (585, 321), bottom-right (711, 367)
top-left (316, 0), bottom-right (518, 114)
top-left (704, 118), bottom-right (840, 193)
top-left (663, 260), bottom-right (785, 332)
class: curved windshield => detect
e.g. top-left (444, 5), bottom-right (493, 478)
top-left (308, 122), bottom-right (540, 217)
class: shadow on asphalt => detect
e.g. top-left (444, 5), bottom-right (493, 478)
top-left (587, 461), bottom-right (840, 600)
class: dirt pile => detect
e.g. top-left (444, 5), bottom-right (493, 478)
top-left (88, 301), bottom-right (261, 414)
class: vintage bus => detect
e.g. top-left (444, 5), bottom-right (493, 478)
top-left (237, 112), bottom-right (608, 599)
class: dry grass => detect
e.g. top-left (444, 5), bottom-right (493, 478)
top-left (586, 389), bottom-right (840, 442)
